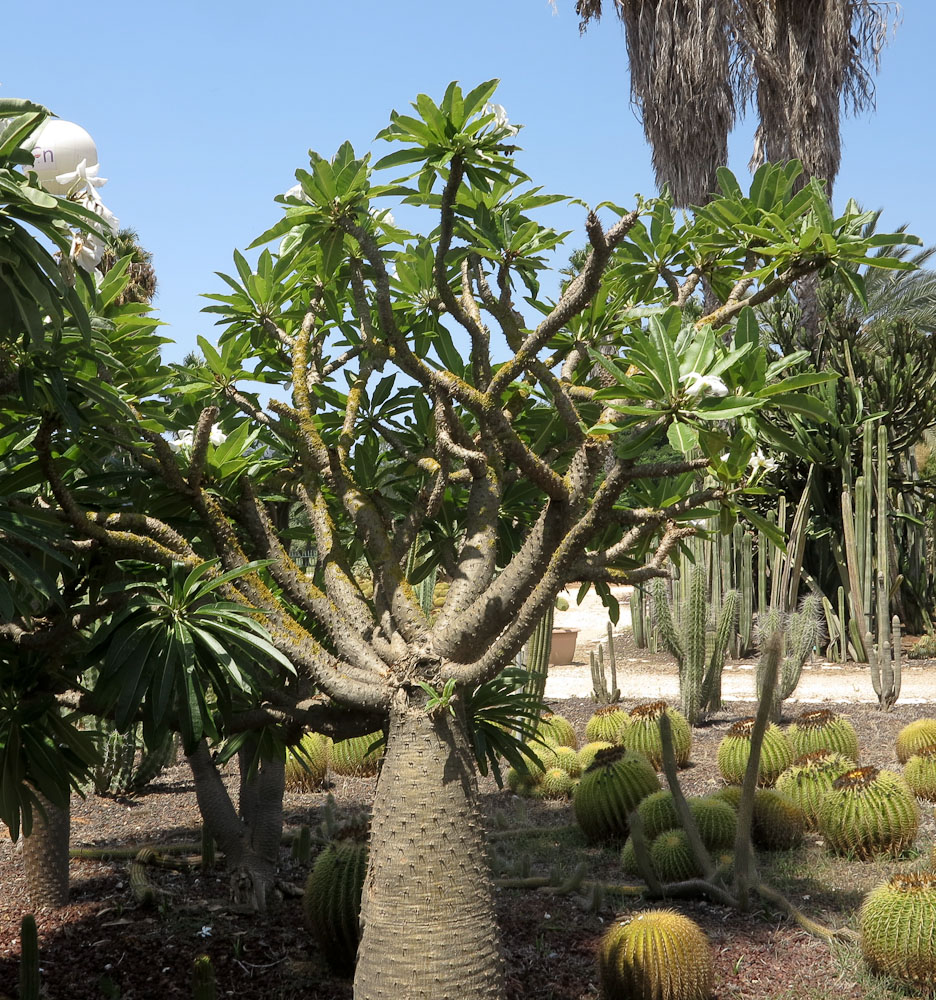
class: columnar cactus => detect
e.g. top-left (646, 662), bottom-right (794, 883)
top-left (716, 717), bottom-right (794, 786)
top-left (652, 569), bottom-right (738, 725)
top-left (329, 731), bottom-right (384, 778)
top-left (585, 706), bottom-right (629, 744)
top-left (755, 595), bottom-right (823, 722)
top-left (620, 701), bottom-right (692, 769)
top-left (19, 914), bottom-right (39, 1000)
top-left (573, 747), bottom-right (661, 842)
top-left (598, 909), bottom-right (713, 1000)
top-left (302, 840), bottom-right (368, 975)
top-left (860, 872), bottom-right (936, 990)
top-left (192, 954), bottom-right (217, 1000)
top-left (897, 718), bottom-right (936, 764)
top-left (903, 745), bottom-right (936, 802)
top-left (285, 732), bottom-right (330, 792)
top-left (818, 766), bottom-right (919, 860)
top-left (786, 709), bottom-right (859, 763)
top-left (775, 751), bottom-right (853, 829)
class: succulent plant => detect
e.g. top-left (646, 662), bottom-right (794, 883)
top-left (553, 745), bottom-right (582, 779)
top-left (897, 719), bottom-right (936, 764)
top-left (329, 731), bottom-right (384, 778)
top-left (634, 790), bottom-right (735, 852)
top-left (539, 767), bottom-right (575, 800)
top-left (716, 717), bottom-right (794, 786)
top-left (505, 766), bottom-right (539, 797)
top-left (636, 790), bottom-right (681, 841)
top-left (303, 840), bottom-right (368, 975)
top-left (786, 709), bottom-right (859, 763)
top-left (573, 747), bottom-right (661, 842)
top-left (709, 786), bottom-right (804, 850)
top-left (860, 872), bottom-right (936, 990)
top-left (650, 829), bottom-right (700, 883)
top-left (535, 711), bottom-right (578, 749)
top-left (903, 745), bottom-right (936, 802)
top-left (775, 751), bottom-right (853, 828)
top-left (585, 706), bottom-right (629, 744)
top-left (620, 835), bottom-right (640, 878)
top-left (19, 914), bottom-right (39, 1000)
top-left (192, 954), bottom-right (217, 1000)
top-left (579, 740), bottom-right (613, 771)
top-left (817, 766), bottom-right (920, 860)
top-left (598, 908), bottom-right (713, 1000)
top-left (620, 701), bottom-right (692, 769)
top-left (285, 732), bottom-right (330, 792)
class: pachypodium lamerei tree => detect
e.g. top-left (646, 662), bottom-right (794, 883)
top-left (33, 82), bottom-right (915, 999)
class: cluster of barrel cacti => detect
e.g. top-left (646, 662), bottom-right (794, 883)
top-left (898, 717), bottom-right (936, 801)
top-left (284, 731), bottom-right (331, 792)
top-left (505, 713), bottom-right (581, 799)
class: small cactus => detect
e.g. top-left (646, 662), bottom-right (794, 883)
top-left (786, 709), bottom-right (859, 763)
top-left (553, 745), bottom-right (582, 778)
top-left (775, 751), bottom-right (853, 829)
top-left (539, 767), bottom-right (575, 799)
top-left (716, 717), bottom-right (794, 786)
top-left (635, 791), bottom-right (734, 851)
top-left (650, 829), bottom-right (700, 883)
top-left (584, 706), bottom-right (629, 744)
top-left (903, 745), bottom-right (936, 802)
top-left (19, 914), bottom-right (39, 1000)
top-left (709, 786), bottom-right (804, 850)
top-left (620, 701), bottom-right (692, 769)
top-left (535, 711), bottom-right (578, 749)
top-left (897, 719), bottom-right (936, 764)
top-left (860, 872), bottom-right (936, 990)
top-left (192, 954), bottom-right (217, 1000)
top-left (303, 841), bottom-right (368, 975)
top-left (573, 747), bottom-right (661, 842)
top-left (598, 908), bottom-right (713, 1000)
top-left (818, 766), bottom-right (919, 860)
top-left (285, 732), bottom-right (330, 792)
top-left (329, 731), bottom-right (384, 778)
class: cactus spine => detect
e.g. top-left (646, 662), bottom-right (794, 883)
top-left (19, 914), bottom-right (39, 1000)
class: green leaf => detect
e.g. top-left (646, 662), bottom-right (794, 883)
top-left (667, 422), bottom-right (699, 455)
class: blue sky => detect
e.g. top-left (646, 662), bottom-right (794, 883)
top-left (3, 1), bottom-right (933, 364)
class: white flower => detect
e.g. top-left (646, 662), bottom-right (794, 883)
top-left (483, 102), bottom-right (520, 137)
top-left (748, 450), bottom-right (779, 474)
top-left (167, 429), bottom-right (195, 454)
top-left (208, 426), bottom-right (227, 447)
top-left (372, 208), bottom-right (395, 227)
top-left (198, 925), bottom-right (212, 938)
top-left (283, 183), bottom-right (307, 202)
top-left (679, 372), bottom-right (729, 399)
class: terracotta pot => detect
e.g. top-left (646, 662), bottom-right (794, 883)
top-left (549, 628), bottom-right (579, 665)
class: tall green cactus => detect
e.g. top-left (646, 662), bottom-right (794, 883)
top-left (192, 954), bottom-right (217, 1000)
top-left (523, 604), bottom-right (554, 712)
top-left (19, 914), bottom-right (39, 1000)
top-left (755, 594), bottom-right (823, 722)
top-left (590, 622), bottom-right (621, 704)
top-left (652, 567), bottom-right (738, 725)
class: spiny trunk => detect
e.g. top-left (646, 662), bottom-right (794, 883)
top-left (354, 692), bottom-right (504, 1000)
top-left (22, 790), bottom-right (70, 908)
top-left (185, 741), bottom-right (284, 911)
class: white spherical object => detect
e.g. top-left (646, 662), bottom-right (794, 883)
top-left (29, 119), bottom-right (99, 195)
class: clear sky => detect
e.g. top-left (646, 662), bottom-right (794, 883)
top-left (3, 1), bottom-right (932, 364)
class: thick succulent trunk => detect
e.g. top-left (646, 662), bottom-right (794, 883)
top-left (185, 740), bottom-right (284, 911)
top-left (22, 790), bottom-right (70, 908)
top-left (354, 692), bottom-right (504, 1000)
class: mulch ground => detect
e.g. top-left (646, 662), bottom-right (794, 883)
top-left (1, 692), bottom-right (935, 1000)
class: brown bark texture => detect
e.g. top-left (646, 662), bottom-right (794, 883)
top-left (354, 694), bottom-right (503, 1000)
top-left (22, 790), bottom-right (70, 908)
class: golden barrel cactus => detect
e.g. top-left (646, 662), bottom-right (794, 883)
top-left (786, 709), bottom-right (859, 763)
top-left (860, 872), bottom-right (936, 990)
top-left (716, 717), bottom-right (794, 787)
top-left (774, 751), bottom-right (852, 829)
top-left (903, 745), bottom-right (936, 802)
top-left (598, 908), bottom-right (713, 1000)
top-left (585, 706), bottom-right (629, 744)
top-left (573, 747), bottom-right (661, 842)
top-left (620, 701), bottom-right (691, 769)
top-left (897, 719), bottom-right (936, 764)
top-left (817, 766), bottom-right (919, 860)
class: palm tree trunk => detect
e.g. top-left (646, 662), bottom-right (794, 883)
top-left (354, 692), bottom-right (503, 999)
top-left (22, 790), bottom-right (70, 908)
top-left (185, 741), bottom-right (284, 912)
